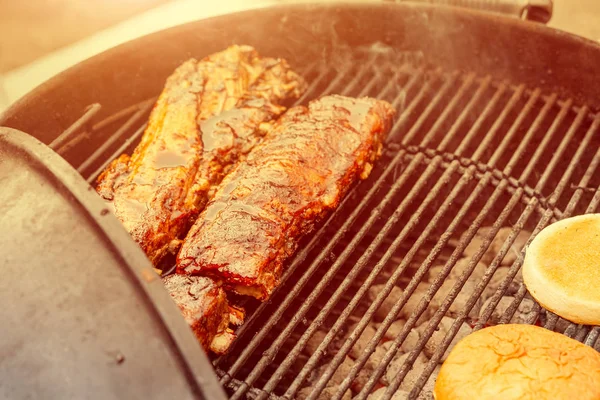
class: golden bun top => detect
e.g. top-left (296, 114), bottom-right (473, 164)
top-left (523, 213), bottom-right (600, 324)
top-left (434, 324), bottom-right (600, 400)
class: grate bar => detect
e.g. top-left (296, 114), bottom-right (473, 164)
top-left (86, 122), bottom-right (147, 183)
top-left (415, 74), bottom-right (476, 148)
top-left (311, 81), bottom-right (528, 399)
top-left (280, 77), bottom-right (494, 400)
top-left (586, 180), bottom-right (600, 212)
top-left (77, 101), bottom-right (154, 175)
top-left (384, 69), bottom-right (436, 143)
top-left (286, 78), bottom-right (504, 399)
top-left (91, 97), bottom-right (154, 132)
top-left (295, 64), bottom-right (337, 105)
top-left (399, 71), bottom-right (460, 146)
top-left (406, 104), bottom-right (595, 397)
top-left (227, 70), bottom-right (465, 400)
top-left (501, 129), bottom-right (600, 327)
top-left (350, 88), bottom-right (555, 399)
top-left (520, 98), bottom-right (574, 181)
top-left (220, 67), bottom-right (438, 389)
top-left (476, 107), bottom-right (592, 326)
top-left (570, 146), bottom-right (600, 216)
top-left (406, 112), bottom-right (600, 398)
top-left (304, 55), bottom-right (379, 103)
top-left (453, 80), bottom-right (510, 156)
top-left (214, 68), bottom-right (427, 368)
top-left (346, 86), bottom-right (538, 397)
top-left (49, 103), bottom-right (102, 153)
top-left (586, 327), bottom-right (600, 347)
top-left (305, 80), bottom-right (514, 400)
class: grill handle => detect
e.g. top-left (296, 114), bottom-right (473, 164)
top-left (400, 0), bottom-right (553, 23)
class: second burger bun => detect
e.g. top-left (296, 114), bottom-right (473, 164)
top-left (434, 324), bottom-right (600, 400)
top-left (523, 213), bottom-right (600, 325)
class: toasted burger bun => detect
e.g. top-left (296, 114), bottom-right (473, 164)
top-left (434, 324), bottom-right (600, 400)
top-left (523, 214), bottom-right (600, 325)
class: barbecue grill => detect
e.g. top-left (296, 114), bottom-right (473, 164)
top-left (2, 2), bottom-right (600, 400)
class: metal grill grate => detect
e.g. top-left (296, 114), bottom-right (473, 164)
top-left (50, 51), bottom-right (600, 399)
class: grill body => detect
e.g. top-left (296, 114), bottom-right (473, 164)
top-left (2, 3), bottom-right (600, 400)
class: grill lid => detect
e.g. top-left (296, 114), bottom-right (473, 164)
top-left (0, 128), bottom-right (226, 400)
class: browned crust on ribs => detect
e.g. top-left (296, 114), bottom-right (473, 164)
top-left (176, 95), bottom-right (396, 300)
top-left (96, 45), bottom-right (305, 266)
top-left (163, 274), bottom-right (231, 354)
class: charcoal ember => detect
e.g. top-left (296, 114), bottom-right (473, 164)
top-left (554, 317), bottom-right (574, 333)
top-left (369, 285), bottom-right (403, 321)
top-left (499, 228), bottom-right (531, 266)
top-left (400, 328), bottom-right (421, 353)
top-left (383, 351), bottom-right (428, 387)
top-left (352, 345), bottom-right (388, 391)
top-left (381, 320), bottom-right (420, 352)
top-left (399, 283), bottom-right (433, 324)
top-left (416, 366), bottom-right (440, 400)
top-left (482, 267), bottom-right (524, 300)
top-left (461, 231), bottom-right (487, 261)
top-left (447, 238), bottom-right (461, 248)
top-left (368, 284), bottom-right (432, 324)
top-left (480, 296), bottom-right (537, 325)
top-left (461, 227), bottom-right (531, 266)
top-left (345, 322), bottom-right (379, 359)
top-left (513, 298), bottom-right (537, 324)
top-left (423, 316), bottom-right (472, 362)
top-left (304, 330), bottom-right (329, 356)
top-left (297, 385), bottom-right (352, 400)
top-left (431, 278), bottom-right (481, 321)
top-left (367, 387), bottom-right (410, 400)
top-left (383, 319), bottom-right (407, 340)
top-left (449, 258), bottom-right (489, 281)
top-left (399, 354), bottom-right (434, 392)
top-left (308, 356), bottom-right (354, 387)
top-left (312, 356), bottom-right (355, 388)
top-left (479, 296), bottom-right (512, 324)
top-left (427, 263), bottom-right (445, 282)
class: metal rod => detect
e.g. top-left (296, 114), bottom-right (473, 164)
top-left (91, 97), bottom-right (154, 131)
top-left (86, 122), bottom-right (146, 183)
top-left (214, 68), bottom-right (426, 368)
top-left (302, 82), bottom-right (524, 399)
top-left (221, 67), bottom-right (446, 392)
top-left (49, 103), bottom-right (101, 152)
top-left (406, 112), bottom-right (600, 398)
top-left (228, 72), bottom-right (465, 400)
top-left (77, 102), bottom-right (153, 175)
top-left (352, 88), bottom-right (550, 399)
top-left (276, 77), bottom-right (494, 400)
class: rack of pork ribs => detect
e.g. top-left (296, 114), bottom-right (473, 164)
top-left (96, 45), bottom-right (396, 354)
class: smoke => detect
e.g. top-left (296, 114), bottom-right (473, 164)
top-left (269, 1), bottom-right (431, 121)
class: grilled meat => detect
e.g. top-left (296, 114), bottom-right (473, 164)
top-left (163, 274), bottom-right (235, 354)
top-left (177, 95), bottom-right (396, 300)
top-left (96, 45), bottom-right (305, 266)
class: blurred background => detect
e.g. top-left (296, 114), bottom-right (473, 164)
top-left (0, 0), bottom-right (597, 112)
